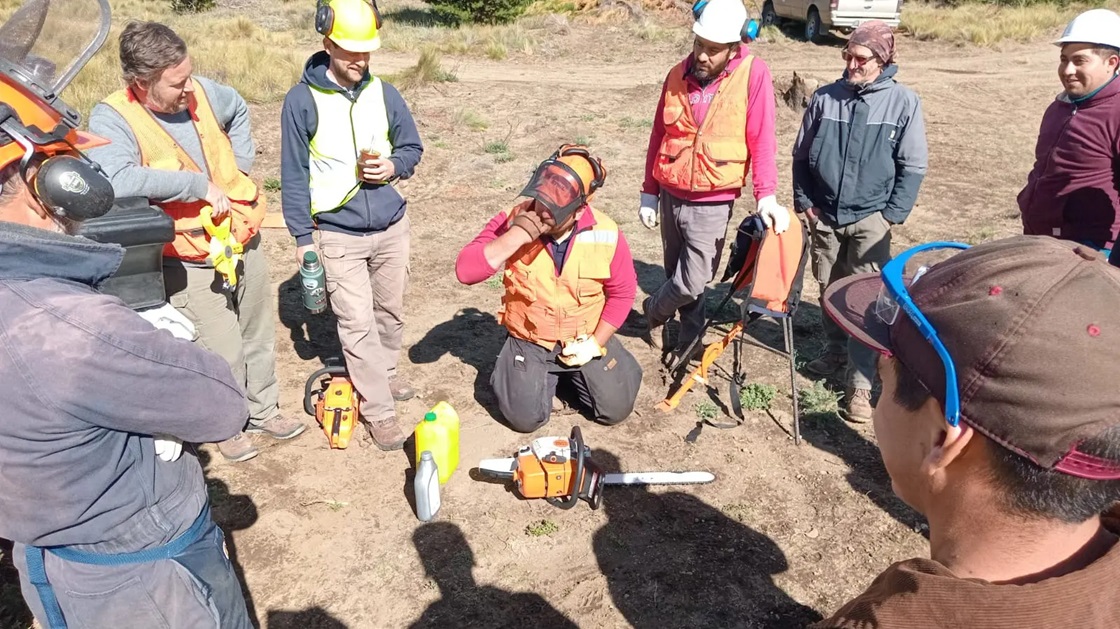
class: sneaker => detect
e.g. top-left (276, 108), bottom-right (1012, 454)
top-left (642, 296), bottom-right (664, 351)
top-left (389, 375), bottom-right (416, 402)
top-left (844, 388), bottom-right (873, 424)
top-left (217, 433), bottom-right (259, 463)
top-left (245, 414), bottom-right (307, 440)
top-left (805, 351), bottom-right (847, 377)
top-left (364, 415), bottom-right (407, 451)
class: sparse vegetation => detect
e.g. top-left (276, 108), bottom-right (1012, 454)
top-left (525, 519), bottom-right (559, 536)
top-left (798, 381), bottom-right (842, 417)
top-left (739, 383), bottom-right (778, 412)
top-left (694, 400), bottom-right (719, 422)
top-left (456, 109), bottom-right (490, 131)
top-left (387, 49), bottom-right (458, 91)
top-left (170, 0), bottom-right (215, 12)
top-left (900, 1), bottom-right (1104, 46)
top-left (263, 177), bottom-right (281, 192)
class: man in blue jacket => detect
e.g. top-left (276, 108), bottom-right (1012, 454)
top-left (792, 20), bottom-right (927, 423)
top-left (0, 89), bottom-right (252, 627)
top-left (281, 0), bottom-right (424, 450)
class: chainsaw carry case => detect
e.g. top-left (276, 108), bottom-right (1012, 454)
top-left (77, 196), bottom-right (174, 311)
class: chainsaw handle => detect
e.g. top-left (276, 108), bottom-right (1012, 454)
top-left (303, 365), bottom-right (350, 416)
top-left (547, 426), bottom-right (586, 510)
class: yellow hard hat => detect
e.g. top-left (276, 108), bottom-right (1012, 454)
top-left (315, 0), bottom-right (382, 53)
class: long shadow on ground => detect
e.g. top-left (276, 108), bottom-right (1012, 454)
top-left (408, 307), bottom-right (507, 421)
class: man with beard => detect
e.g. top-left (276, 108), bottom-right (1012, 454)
top-left (792, 20), bottom-right (928, 423)
top-left (1017, 9), bottom-right (1120, 262)
top-left (88, 21), bottom-right (304, 463)
top-left (639, 0), bottom-right (787, 364)
top-left (0, 76), bottom-right (253, 627)
top-left (456, 145), bottom-right (642, 433)
top-left (280, 0), bottom-right (423, 450)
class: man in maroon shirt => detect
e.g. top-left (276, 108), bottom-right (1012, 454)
top-left (1019, 9), bottom-right (1120, 256)
top-left (815, 236), bottom-right (1120, 628)
top-left (456, 146), bottom-right (642, 433)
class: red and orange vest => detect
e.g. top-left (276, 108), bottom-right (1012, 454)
top-left (498, 202), bottom-right (619, 348)
top-left (103, 80), bottom-right (265, 262)
top-left (653, 56), bottom-right (753, 193)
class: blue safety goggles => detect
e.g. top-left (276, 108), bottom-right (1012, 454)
top-left (873, 241), bottom-right (970, 426)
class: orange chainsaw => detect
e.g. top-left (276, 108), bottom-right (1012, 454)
top-left (303, 364), bottom-right (359, 449)
top-left (478, 426), bottom-right (715, 510)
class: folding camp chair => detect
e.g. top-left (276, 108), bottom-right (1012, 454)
top-left (658, 209), bottom-right (810, 444)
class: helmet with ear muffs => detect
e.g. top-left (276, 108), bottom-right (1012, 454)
top-left (31, 153), bottom-right (115, 220)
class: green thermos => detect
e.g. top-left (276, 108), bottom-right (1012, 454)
top-left (300, 251), bottom-right (327, 314)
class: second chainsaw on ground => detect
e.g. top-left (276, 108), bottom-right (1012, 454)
top-left (478, 426), bottom-right (715, 510)
top-left (303, 364), bottom-right (359, 449)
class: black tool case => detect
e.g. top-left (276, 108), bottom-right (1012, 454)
top-left (77, 196), bottom-right (174, 310)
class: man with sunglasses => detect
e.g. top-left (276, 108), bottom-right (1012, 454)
top-left (792, 20), bottom-right (928, 423)
top-left (814, 235), bottom-right (1120, 627)
top-left (1019, 9), bottom-right (1120, 259)
top-left (639, 0), bottom-right (786, 363)
top-left (280, 0), bottom-right (424, 450)
top-left (456, 146), bottom-right (642, 433)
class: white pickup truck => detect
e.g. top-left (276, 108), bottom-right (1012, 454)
top-left (761, 0), bottom-right (902, 43)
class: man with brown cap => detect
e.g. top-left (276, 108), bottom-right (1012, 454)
top-left (813, 235), bottom-right (1120, 628)
top-left (792, 19), bottom-right (928, 423)
top-left (455, 145), bottom-right (641, 433)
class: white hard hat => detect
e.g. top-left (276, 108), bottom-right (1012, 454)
top-left (1054, 8), bottom-right (1120, 50)
top-left (692, 0), bottom-right (749, 45)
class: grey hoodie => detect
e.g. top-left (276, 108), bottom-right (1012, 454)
top-left (0, 222), bottom-right (246, 553)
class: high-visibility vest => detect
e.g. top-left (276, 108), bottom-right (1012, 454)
top-left (498, 202), bottom-right (619, 348)
top-left (653, 56), bottom-right (753, 193)
top-left (307, 77), bottom-right (392, 216)
top-left (103, 80), bottom-right (265, 262)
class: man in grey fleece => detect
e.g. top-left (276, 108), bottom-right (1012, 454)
top-left (87, 21), bottom-right (305, 462)
top-left (792, 20), bottom-right (928, 423)
top-left (0, 149), bottom-right (252, 625)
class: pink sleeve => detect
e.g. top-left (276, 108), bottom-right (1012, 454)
top-left (600, 230), bottom-right (638, 329)
top-left (745, 56), bottom-right (778, 200)
top-left (455, 211), bottom-right (509, 285)
top-left (641, 81), bottom-right (670, 196)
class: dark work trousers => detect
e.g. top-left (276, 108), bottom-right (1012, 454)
top-left (15, 508), bottom-right (252, 629)
top-left (491, 335), bottom-right (643, 433)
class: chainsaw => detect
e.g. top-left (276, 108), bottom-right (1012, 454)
top-left (303, 364), bottom-right (359, 449)
top-left (478, 426), bottom-right (715, 510)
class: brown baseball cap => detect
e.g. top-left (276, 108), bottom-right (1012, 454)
top-left (823, 235), bottom-right (1120, 479)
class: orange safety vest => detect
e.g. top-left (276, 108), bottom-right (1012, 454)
top-left (103, 80), bottom-right (266, 262)
top-left (653, 56), bottom-right (753, 193)
top-left (498, 202), bottom-right (619, 348)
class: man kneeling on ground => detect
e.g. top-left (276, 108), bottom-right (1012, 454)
top-left (814, 235), bottom-right (1120, 628)
top-left (455, 145), bottom-right (642, 433)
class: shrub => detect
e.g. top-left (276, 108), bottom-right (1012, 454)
top-left (424, 0), bottom-right (534, 25)
top-left (170, 0), bottom-right (215, 13)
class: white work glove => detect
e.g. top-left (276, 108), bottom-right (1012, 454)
top-left (755, 195), bottom-right (790, 234)
top-left (558, 335), bottom-right (606, 368)
top-left (136, 302), bottom-right (196, 462)
top-left (136, 302), bottom-right (198, 342)
top-left (638, 192), bottom-right (659, 230)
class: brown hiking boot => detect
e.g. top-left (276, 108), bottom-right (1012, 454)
top-left (806, 351), bottom-right (847, 377)
top-left (246, 414), bottom-right (307, 440)
top-left (364, 415), bottom-right (407, 451)
top-left (217, 433), bottom-right (259, 463)
top-left (642, 296), bottom-right (664, 351)
top-left (844, 388), bottom-right (874, 424)
top-left (390, 375), bottom-right (416, 401)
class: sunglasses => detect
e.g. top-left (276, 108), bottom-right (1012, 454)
top-left (841, 49), bottom-right (877, 67)
top-left (874, 241), bottom-right (971, 426)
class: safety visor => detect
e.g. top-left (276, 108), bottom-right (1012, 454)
top-left (519, 160), bottom-right (586, 225)
top-left (0, 112), bottom-right (109, 172)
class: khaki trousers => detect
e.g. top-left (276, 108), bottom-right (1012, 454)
top-left (164, 234), bottom-right (280, 426)
top-left (318, 215), bottom-right (410, 422)
top-left (809, 212), bottom-right (892, 390)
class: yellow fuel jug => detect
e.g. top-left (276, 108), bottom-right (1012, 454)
top-left (414, 401), bottom-right (460, 485)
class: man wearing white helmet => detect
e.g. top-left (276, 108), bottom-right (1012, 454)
top-left (1019, 8), bottom-right (1120, 259)
top-left (639, 0), bottom-right (784, 362)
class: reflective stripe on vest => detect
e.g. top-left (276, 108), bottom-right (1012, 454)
top-left (307, 78), bottom-right (392, 215)
top-left (653, 56), bottom-right (753, 193)
top-left (498, 202), bottom-right (619, 348)
top-left (102, 80), bottom-right (265, 262)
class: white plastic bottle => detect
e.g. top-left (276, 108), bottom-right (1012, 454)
top-left (415, 451), bottom-right (441, 522)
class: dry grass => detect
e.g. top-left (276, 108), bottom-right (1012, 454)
top-left (381, 19), bottom-right (539, 59)
top-left (387, 48), bottom-right (457, 90)
top-left (900, 1), bottom-right (1120, 46)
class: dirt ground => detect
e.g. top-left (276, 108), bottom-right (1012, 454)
top-left (1, 5), bottom-right (1066, 629)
